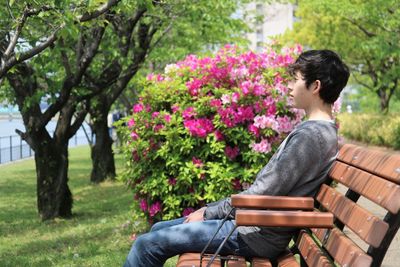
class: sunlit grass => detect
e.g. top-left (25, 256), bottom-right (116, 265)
top-left (0, 146), bottom-right (178, 267)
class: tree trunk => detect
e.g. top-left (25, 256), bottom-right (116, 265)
top-left (35, 134), bottom-right (72, 220)
top-left (90, 107), bottom-right (116, 183)
top-left (378, 88), bottom-right (390, 113)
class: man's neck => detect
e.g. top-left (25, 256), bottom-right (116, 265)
top-left (305, 103), bottom-right (333, 121)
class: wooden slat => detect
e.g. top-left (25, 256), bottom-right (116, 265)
top-left (235, 210), bottom-right (333, 228)
top-left (252, 258), bottom-right (272, 267)
top-left (297, 231), bottom-right (332, 267)
top-left (176, 253), bottom-right (221, 267)
top-left (316, 185), bottom-right (389, 247)
top-left (277, 253), bottom-right (300, 267)
top-left (337, 144), bottom-right (400, 184)
top-left (329, 161), bottom-right (400, 214)
top-left (226, 256), bottom-right (247, 267)
top-left (322, 228), bottom-right (372, 267)
top-left (231, 195), bottom-right (314, 210)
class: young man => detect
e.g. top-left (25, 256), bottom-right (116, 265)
top-left (123, 50), bottom-right (350, 267)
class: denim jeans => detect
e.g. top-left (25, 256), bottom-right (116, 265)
top-left (123, 217), bottom-right (254, 267)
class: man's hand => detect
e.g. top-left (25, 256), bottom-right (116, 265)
top-left (183, 207), bottom-right (206, 223)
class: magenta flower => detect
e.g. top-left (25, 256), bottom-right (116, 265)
top-left (164, 114), bottom-right (171, 123)
top-left (186, 78), bottom-right (203, 96)
top-left (248, 124), bottom-right (260, 137)
top-left (168, 177), bottom-right (177, 186)
top-left (149, 201), bottom-right (162, 217)
top-left (232, 178), bottom-right (242, 190)
top-left (133, 103), bottom-right (144, 113)
top-left (139, 199), bottom-right (148, 212)
top-left (151, 112), bottom-right (160, 119)
top-left (184, 118), bottom-right (214, 138)
top-left (214, 130), bottom-right (224, 141)
top-left (210, 99), bottom-right (222, 108)
top-left (130, 131), bottom-right (139, 140)
top-left (182, 207), bottom-right (195, 217)
top-left (154, 124), bottom-right (164, 132)
top-left (128, 118), bottom-right (135, 128)
top-left (225, 146), bottom-right (240, 160)
top-left (171, 104), bottom-right (180, 113)
top-left (192, 157), bottom-right (203, 168)
top-left (251, 139), bottom-right (272, 153)
top-left (182, 107), bottom-right (196, 119)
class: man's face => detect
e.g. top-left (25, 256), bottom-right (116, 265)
top-left (287, 72), bottom-right (313, 110)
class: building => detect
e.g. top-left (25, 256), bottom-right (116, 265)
top-left (244, 2), bottom-right (295, 51)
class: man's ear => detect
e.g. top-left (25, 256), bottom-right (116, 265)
top-left (312, 80), bottom-right (321, 95)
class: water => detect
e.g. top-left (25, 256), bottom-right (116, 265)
top-left (0, 118), bottom-right (92, 164)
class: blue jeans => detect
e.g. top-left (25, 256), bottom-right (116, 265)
top-left (123, 217), bottom-right (254, 267)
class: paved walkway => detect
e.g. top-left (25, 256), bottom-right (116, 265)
top-left (337, 185), bottom-right (399, 267)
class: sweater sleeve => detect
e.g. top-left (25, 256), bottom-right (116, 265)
top-left (204, 127), bottom-right (323, 220)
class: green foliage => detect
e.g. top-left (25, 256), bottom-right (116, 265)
top-left (281, 0), bottom-right (400, 113)
top-left (117, 45), bottom-right (303, 223)
top-left (338, 113), bottom-right (400, 149)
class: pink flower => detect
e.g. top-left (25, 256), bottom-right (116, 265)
top-left (225, 146), bottom-right (240, 160)
top-left (221, 94), bottom-right (231, 105)
top-left (332, 97), bottom-right (342, 114)
top-left (184, 118), bottom-right (214, 138)
top-left (133, 104), bottom-right (143, 113)
top-left (128, 118), bottom-right (135, 128)
top-left (154, 124), bottom-right (164, 132)
top-left (168, 177), bottom-right (177, 186)
top-left (139, 199), bottom-right (148, 212)
top-left (171, 104), bottom-right (180, 113)
top-left (232, 178), bottom-right (242, 190)
top-left (275, 116), bottom-right (293, 133)
top-left (182, 207), bottom-right (195, 217)
top-left (164, 114), bottom-right (171, 123)
top-left (251, 139), bottom-right (272, 154)
top-left (210, 99), bottom-right (222, 108)
top-left (248, 124), bottom-right (260, 137)
top-left (253, 115), bottom-right (277, 129)
top-left (186, 78), bottom-right (203, 96)
top-left (130, 131), bottom-right (139, 140)
top-left (152, 112), bottom-right (160, 119)
top-left (132, 150), bottom-right (140, 162)
top-left (182, 107), bottom-right (196, 119)
top-left (214, 130), bottom-right (225, 141)
top-left (149, 201), bottom-right (162, 217)
top-left (192, 157), bottom-right (203, 168)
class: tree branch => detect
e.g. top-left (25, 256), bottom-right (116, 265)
top-left (59, 38), bottom-right (72, 78)
top-left (344, 17), bottom-right (376, 38)
top-left (79, 0), bottom-right (121, 22)
top-left (0, 26), bottom-right (60, 79)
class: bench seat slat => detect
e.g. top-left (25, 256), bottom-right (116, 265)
top-left (297, 231), bottom-right (332, 267)
top-left (330, 161), bottom-right (400, 214)
top-left (323, 228), bottom-right (372, 267)
top-left (317, 184), bottom-right (389, 247)
top-left (226, 256), bottom-right (247, 267)
top-left (176, 253), bottom-right (221, 267)
top-left (338, 144), bottom-right (400, 184)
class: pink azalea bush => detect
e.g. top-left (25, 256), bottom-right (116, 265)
top-left (118, 44), bottom-right (305, 223)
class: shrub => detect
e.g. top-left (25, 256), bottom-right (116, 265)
top-left (338, 113), bottom-right (400, 149)
top-left (117, 45), bottom-right (305, 223)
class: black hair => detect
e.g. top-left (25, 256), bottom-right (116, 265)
top-left (288, 50), bottom-right (350, 104)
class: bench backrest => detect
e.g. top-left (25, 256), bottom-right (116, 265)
top-left (304, 144), bottom-right (400, 267)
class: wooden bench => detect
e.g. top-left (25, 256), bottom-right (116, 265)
top-left (177, 144), bottom-right (400, 267)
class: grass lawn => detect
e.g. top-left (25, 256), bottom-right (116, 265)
top-left (0, 146), bottom-right (177, 267)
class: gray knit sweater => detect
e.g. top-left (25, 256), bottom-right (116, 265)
top-left (203, 120), bottom-right (338, 258)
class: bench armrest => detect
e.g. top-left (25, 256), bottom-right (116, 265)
top-left (231, 194), bottom-right (314, 210)
top-left (235, 210), bottom-right (334, 228)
